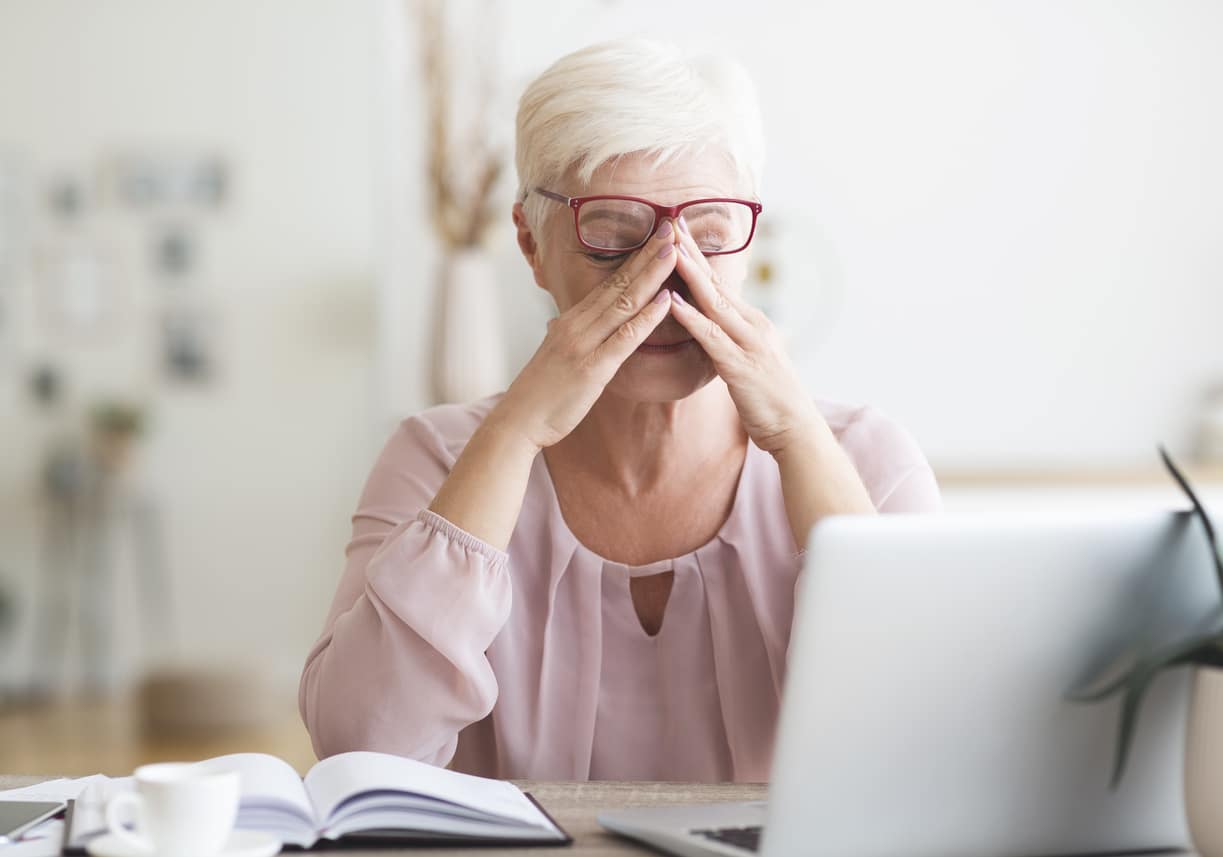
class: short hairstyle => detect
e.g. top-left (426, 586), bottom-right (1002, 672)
top-left (514, 38), bottom-right (766, 241)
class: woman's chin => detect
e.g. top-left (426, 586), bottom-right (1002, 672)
top-left (607, 348), bottom-right (716, 402)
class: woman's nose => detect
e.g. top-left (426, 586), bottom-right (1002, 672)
top-left (664, 269), bottom-right (689, 299)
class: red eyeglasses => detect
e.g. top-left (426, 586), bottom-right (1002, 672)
top-left (530, 188), bottom-right (762, 256)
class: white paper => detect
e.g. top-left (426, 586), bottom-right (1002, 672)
top-left (0, 823), bottom-right (64, 857)
top-left (66, 776), bottom-right (135, 842)
top-left (0, 779), bottom-right (71, 802)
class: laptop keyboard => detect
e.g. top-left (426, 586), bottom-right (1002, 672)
top-left (691, 825), bottom-right (762, 852)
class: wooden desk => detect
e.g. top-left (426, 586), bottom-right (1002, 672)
top-left (0, 775), bottom-right (766, 856)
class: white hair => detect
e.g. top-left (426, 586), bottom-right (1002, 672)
top-left (515, 38), bottom-right (766, 240)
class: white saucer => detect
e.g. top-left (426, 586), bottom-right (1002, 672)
top-left (86, 829), bottom-right (282, 857)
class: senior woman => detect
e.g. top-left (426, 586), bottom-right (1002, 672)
top-left (300, 38), bottom-right (940, 783)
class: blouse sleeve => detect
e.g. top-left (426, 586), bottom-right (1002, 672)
top-left (298, 414), bottom-right (512, 766)
top-left (877, 462), bottom-right (944, 513)
top-left (833, 404), bottom-right (943, 514)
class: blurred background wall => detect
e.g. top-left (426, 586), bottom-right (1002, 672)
top-left (0, 0), bottom-right (382, 744)
top-left (0, 0), bottom-right (1220, 772)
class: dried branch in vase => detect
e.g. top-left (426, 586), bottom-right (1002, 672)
top-left (415, 0), bottom-right (505, 251)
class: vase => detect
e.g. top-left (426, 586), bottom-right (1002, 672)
top-left (428, 248), bottom-right (507, 405)
top-left (1186, 667), bottom-right (1223, 855)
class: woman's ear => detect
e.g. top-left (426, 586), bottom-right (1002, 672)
top-left (512, 203), bottom-right (547, 291)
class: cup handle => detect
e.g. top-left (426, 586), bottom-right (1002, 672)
top-left (105, 792), bottom-right (150, 853)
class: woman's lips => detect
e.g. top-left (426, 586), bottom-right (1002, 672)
top-left (636, 338), bottom-right (696, 354)
top-left (637, 307), bottom-right (694, 353)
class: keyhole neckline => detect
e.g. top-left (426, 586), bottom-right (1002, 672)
top-left (535, 437), bottom-right (756, 576)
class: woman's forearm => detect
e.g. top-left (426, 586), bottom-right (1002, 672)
top-left (427, 408), bottom-right (541, 550)
top-left (772, 419), bottom-right (876, 552)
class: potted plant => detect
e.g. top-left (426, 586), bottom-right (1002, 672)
top-left (1075, 448), bottom-right (1223, 854)
top-left (89, 399), bottom-right (147, 474)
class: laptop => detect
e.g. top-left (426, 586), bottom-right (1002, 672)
top-left (599, 511), bottom-right (1220, 857)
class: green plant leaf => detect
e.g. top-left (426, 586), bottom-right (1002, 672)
top-left (1070, 610), bottom-right (1223, 702)
top-left (1160, 445), bottom-right (1223, 596)
top-left (1075, 450), bottom-right (1223, 788)
top-left (1106, 634), bottom-right (1223, 788)
top-left (1069, 665), bottom-right (1140, 703)
top-left (1070, 630), bottom-right (1218, 703)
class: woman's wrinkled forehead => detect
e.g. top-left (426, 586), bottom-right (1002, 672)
top-left (571, 149), bottom-right (747, 204)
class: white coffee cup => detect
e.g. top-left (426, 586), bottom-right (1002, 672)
top-left (105, 762), bottom-right (241, 857)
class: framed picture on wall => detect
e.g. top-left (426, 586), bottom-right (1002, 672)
top-left (161, 305), bottom-right (219, 383)
top-left (101, 151), bottom-right (230, 211)
top-left (33, 240), bottom-right (122, 341)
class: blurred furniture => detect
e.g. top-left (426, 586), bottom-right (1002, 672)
top-left (938, 466), bottom-right (1223, 516)
top-left (0, 692), bottom-right (313, 776)
top-left (31, 435), bottom-right (169, 696)
top-left (138, 668), bottom-right (281, 738)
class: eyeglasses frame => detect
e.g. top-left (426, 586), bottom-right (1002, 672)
top-left (530, 187), bottom-right (763, 257)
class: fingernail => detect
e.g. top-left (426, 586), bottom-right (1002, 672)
top-left (653, 288), bottom-right (670, 305)
top-left (678, 216), bottom-right (690, 236)
top-left (678, 243), bottom-right (689, 259)
top-left (654, 220), bottom-right (672, 240)
top-left (657, 242), bottom-right (674, 259)
top-left (671, 291), bottom-right (687, 306)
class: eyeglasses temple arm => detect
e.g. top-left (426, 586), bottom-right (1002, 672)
top-left (529, 188), bottom-right (574, 206)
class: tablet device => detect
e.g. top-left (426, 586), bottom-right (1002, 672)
top-left (0, 800), bottom-right (65, 843)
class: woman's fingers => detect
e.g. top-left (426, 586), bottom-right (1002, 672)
top-left (675, 216), bottom-right (756, 312)
top-left (573, 220), bottom-right (678, 336)
top-left (673, 217), bottom-right (756, 344)
top-left (589, 286), bottom-right (674, 369)
top-left (668, 290), bottom-right (744, 369)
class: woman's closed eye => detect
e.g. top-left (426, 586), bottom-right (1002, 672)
top-left (585, 251), bottom-right (631, 265)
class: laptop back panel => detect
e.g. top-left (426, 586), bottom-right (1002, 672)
top-left (764, 512), bottom-right (1218, 857)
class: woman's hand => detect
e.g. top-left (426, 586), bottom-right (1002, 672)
top-left (667, 217), bottom-right (876, 546)
top-left (489, 222), bottom-right (679, 452)
top-left (666, 217), bottom-right (823, 458)
top-left (431, 222), bottom-right (678, 548)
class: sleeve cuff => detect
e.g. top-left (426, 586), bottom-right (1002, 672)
top-left (415, 508), bottom-right (510, 568)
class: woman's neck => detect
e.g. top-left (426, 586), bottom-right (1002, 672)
top-left (546, 379), bottom-right (746, 497)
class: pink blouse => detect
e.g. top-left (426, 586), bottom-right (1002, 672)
top-left (299, 393), bottom-right (941, 782)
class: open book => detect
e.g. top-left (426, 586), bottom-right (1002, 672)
top-left (64, 751), bottom-right (570, 850)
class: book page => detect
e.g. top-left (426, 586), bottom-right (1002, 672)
top-left (325, 807), bottom-right (562, 842)
top-left (304, 751), bottom-right (554, 831)
top-left (195, 753), bottom-right (316, 833)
